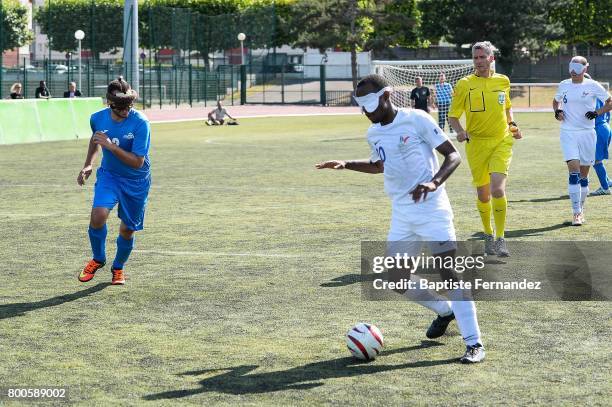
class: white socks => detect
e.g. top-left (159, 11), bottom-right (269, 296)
top-left (403, 277), bottom-right (452, 317)
top-left (449, 289), bottom-right (482, 346)
top-left (569, 183), bottom-right (581, 214)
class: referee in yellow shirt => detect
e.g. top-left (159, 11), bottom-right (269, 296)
top-left (449, 41), bottom-right (522, 257)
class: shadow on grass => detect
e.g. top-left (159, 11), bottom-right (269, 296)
top-left (0, 283), bottom-right (110, 320)
top-left (469, 223), bottom-right (570, 239)
top-left (320, 273), bottom-right (369, 287)
top-left (143, 341), bottom-right (453, 399)
top-left (509, 195), bottom-right (568, 203)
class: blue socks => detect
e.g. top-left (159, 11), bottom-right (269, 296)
top-left (593, 162), bottom-right (610, 190)
top-left (113, 235), bottom-right (135, 270)
top-left (88, 225), bottom-right (107, 264)
top-left (88, 225), bottom-right (136, 269)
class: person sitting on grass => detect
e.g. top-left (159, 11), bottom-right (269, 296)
top-left (206, 101), bottom-right (237, 125)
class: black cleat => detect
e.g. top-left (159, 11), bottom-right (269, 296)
top-left (426, 313), bottom-right (455, 339)
top-left (460, 343), bottom-right (486, 363)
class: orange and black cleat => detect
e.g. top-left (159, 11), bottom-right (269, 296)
top-left (79, 259), bottom-right (105, 282)
top-left (111, 268), bottom-right (125, 285)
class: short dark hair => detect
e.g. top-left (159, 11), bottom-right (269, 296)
top-left (356, 74), bottom-right (389, 92)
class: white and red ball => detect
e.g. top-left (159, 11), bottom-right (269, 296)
top-left (346, 323), bottom-right (384, 361)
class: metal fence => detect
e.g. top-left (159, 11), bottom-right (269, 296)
top-left (1, 60), bottom-right (241, 108)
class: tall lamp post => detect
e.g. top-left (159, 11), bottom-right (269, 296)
top-left (237, 32), bottom-right (246, 65)
top-left (74, 30), bottom-right (85, 91)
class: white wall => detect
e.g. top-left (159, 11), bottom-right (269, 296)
top-left (304, 50), bottom-right (371, 79)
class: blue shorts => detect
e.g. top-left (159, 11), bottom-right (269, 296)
top-left (93, 167), bottom-right (151, 231)
top-left (595, 123), bottom-right (611, 162)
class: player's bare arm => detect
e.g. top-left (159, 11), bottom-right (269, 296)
top-left (410, 140), bottom-right (461, 202)
top-left (92, 131), bottom-right (145, 169)
top-left (505, 108), bottom-right (522, 139)
top-left (77, 137), bottom-right (101, 185)
top-left (448, 117), bottom-right (469, 142)
top-left (316, 159), bottom-right (383, 174)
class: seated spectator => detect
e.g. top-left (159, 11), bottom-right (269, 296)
top-left (206, 101), bottom-right (237, 125)
top-left (63, 82), bottom-right (82, 98)
top-left (9, 83), bottom-right (24, 99)
top-left (35, 80), bottom-right (51, 99)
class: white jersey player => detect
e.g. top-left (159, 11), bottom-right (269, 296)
top-left (316, 74), bottom-right (485, 363)
top-left (553, 56), bottom-right (612, 225)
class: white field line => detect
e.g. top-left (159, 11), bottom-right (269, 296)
top-left (150, 111), bottom-right (361, 124)
top-left (133, 249), bottom-right (300, 258)
top-left (149, 108), bottom-right (549, 124)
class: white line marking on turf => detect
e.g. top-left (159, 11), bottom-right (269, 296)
top-left (148, 109), bottom-right (548, 124)
top-left (134, 249), bottom-right (299, 258)
top-left (149, 112), bottom-right (361, 124)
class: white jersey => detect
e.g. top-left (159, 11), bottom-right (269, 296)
top-left (367, 108), bottom-right (450, 206)
top-left (213, 107), bottom-right (227, 120)
top-left (554, 79), bottom-right (610, 131)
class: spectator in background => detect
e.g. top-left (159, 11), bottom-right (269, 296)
top-left (64, 82), bottom-right (82, 98)
top-left (410, 77), bottom-right (432, 112)
top-left (206, 101), bottom-right (237, 125)
top-left (434, 73), bottom-right (454, 133)
top-left (9, 83), bottom-right (24, 99)
top-left (35, 80), bottom-right (51, 99)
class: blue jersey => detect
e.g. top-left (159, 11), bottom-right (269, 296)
top-left (90, 108), bottom-right (151, 179)
top-left (435, 82), bottom-right (453, 104)
top-left (595, 99), bottom-right (610, 127)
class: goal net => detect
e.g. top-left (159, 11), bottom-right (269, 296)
top-left (373, 59), bottom-right (474, 108)
top-left (373, 60), bottom-right (611, 114)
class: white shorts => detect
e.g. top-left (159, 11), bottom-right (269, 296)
top-left (560, 129), bottom-right (596, 166)
top-left (387, 194), bottom-right (456, 255)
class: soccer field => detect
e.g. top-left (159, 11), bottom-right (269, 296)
top-left (0, 113), bottom-right (610, 405)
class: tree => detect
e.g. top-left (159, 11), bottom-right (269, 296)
top-left (419, 0), bottom-right (561, 75)
top-left (34, 0), bottom-right (289, 65)
top-left (0, 0), bottom-right (34, 53)
top-left (549, 0), bottom-right (612, 47)
top-left (34, 0), bottom-right (124, 58)
top-left (291, 0), bottom-right (420, 90)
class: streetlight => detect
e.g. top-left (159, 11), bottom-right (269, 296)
top-left (237, 32), bottom-right (246, 65)
top-left (74, 30), bottom-right (85, 92)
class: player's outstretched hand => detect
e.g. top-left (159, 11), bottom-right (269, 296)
top-left (315, 160), bottom-right (346, 170)
top-left (585, 111), bottom-right (598, 120)
top-left (411, 182), bottom-right (437, 203)
top-left (77, 165), bottom-right (93, 186)
top-left (92, 131), bottom-right (114, 149)
top-left (456, 131), bottom-right (469, 143)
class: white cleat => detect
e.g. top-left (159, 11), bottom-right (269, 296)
top-left (590, 187), bottom-right (610, 196)
top-left (494, 237), bottom-right (510, 257)
top-left (460, 343), bottom-right (485, 364)
top-left (571, 213), bottom-right (583, 226)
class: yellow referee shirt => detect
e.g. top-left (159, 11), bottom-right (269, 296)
top-left (449, 73), bottom-right (512, 139)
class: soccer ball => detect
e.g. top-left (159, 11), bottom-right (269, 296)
top-left (346, 323), bottom-right (384, 361)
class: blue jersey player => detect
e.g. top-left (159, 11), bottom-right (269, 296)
top-left (591, 98), bottom-right (612, 195)
top-left (77, 77), bottom-right (151, 285)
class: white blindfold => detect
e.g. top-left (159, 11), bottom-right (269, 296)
top-left (353, 87), bottom-right (392, 113)
top-left (569, 61), bottom-right (587, 75)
